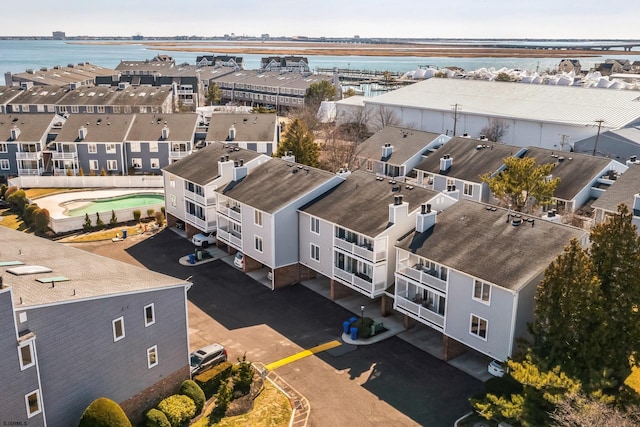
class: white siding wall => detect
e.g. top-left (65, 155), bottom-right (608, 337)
top-left (298, 213), bottom-right (334, 277)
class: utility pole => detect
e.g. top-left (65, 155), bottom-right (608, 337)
top-left (592, 119), bottom-right (604, 156)
top-left (451, 103), bottom-right (460, 136)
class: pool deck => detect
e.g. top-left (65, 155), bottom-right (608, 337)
top-left (34, 189), bottom-right (163, 219)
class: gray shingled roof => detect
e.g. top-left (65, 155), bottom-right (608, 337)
top-left (0, 114), bottom-right (56, 142)
top-left (396, 200), bottom-right (587, 291)
top-left (9, 85), bottom-right (71, 105)
top-left (302, 170), bottom-right (439, 237)
top-left (357, 126), bottom-right (444, 166)
top-left (0, 227), bottom-right (187, 307)
top-left (591, 164), bottom-right (640, 212)
top-left (414, 137), bottom-right (523, 181)
top-left (0, 86), bottom-right (23, 105)
top-left (162, 142), bottom-right (263, 186)
top-left (219, 158), bottom-right (339, 213)
top-left (205, 114), bottom-right (277, 142)
top-left (55, 114), bottom-right (132, 143)
top-left (127, 113), bottom-right (198, 142)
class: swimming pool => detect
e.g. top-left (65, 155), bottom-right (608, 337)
top-left (64, 194), bottom-right (165, 217)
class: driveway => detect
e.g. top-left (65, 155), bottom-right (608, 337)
top-left (69, 229), bottom-right (483, 426)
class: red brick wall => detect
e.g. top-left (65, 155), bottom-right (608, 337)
top-left (330, 279), bottom-right (353, 300)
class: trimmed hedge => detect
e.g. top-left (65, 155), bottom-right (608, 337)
top-left (193, 361), bottom-right (233, 399)
top-left (179, 379), bottom-right (205, 414)
top-left (78, 397), bottom-right (132, 427)
top-left (144, 408), bottom-right (170, 427)
top-left (156, 394), bottom-right (195, 427)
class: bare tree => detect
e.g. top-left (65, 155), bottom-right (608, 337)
top-left (368, 106), bottom-right (402, 132)
top-left (551, 394), bottom-right (640, 427)
top-left (480, 118), bottom-right (510, 142)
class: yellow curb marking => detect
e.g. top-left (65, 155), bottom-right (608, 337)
top-left (265, 340), bottom-right (341, 371)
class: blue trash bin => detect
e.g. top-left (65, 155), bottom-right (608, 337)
top-left (343, 321), bottom-right (351, 335)
top-left (348, 316), bottom-right (357, 323)
top-left (122, 229), bottom-right (127, 239)
top-left (350, 326), bottom-right (358, 340)
top-left (188, 253), bottom-right (195, 264)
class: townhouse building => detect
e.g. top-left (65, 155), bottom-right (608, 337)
top-left (591, 163), bottom-right (640, 231)
top-left (195, 55), bottom-right (243, 69)
top-left (4, 62), bottom-right (115, 87)
top-left (355, 126), bottom-right (450, 177)
top-left (115, 55), bottom-right (175, 76)
top-left (215, 158), bottom-right (345, 288)
top-left (205, 113), bottom-right (279, 154)
top-left (299, 170), bottom-right (457, 300)
top-left (0, 86), bottom-right (25, 113)
top-left (162, 142), bottom-right (271, 236)
top-left (393, 200), bottom-right (588, 361)
top-left (0, 114), bottom-right (60, 179)
top-left (0, 227), bottom-right (191, 426)
top-left (260, 56), bottom-right (310, 73)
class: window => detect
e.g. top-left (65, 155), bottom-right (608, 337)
top-left (130, 142), bottom-right (141, 152)
top-left (0, 159), bottom-right (9, 170)
top-left (170, 194), bottom-right (176, 207)
top-left (112, 317), bottom-right (125, 342)
top-left (131, 158), bottom-right (142, 169)
top-left (149, 141), bottom-right (158, 152)
top-left (18, 342), bottom-right (35, 370)
top-left (463, 182), bottom-right (473, 196)
top-left (0, 143), bottom-right (7, 152)
top-left (113, 106), bottom-right (121, 113)
top-left (254, 210), bottom-right (262, 226)
top-left (470, 314), bottom-right (488, 340)
top-left (25, 390), bottom-right (42, 418)
top-left (366, 160), bottom-right (373, 171)
top-left (255, 236), bottom-right (263, 252)
top-left (311, 217), bottom-right (320, 234)
top-left (150, 158), bottom-right (160, 169)
top-left (311, 244), bottom-right (320, 261)
top-left (89, 160), bottom-right (99, 171)
top-left (106, 143), bottom-right (116, 154)
top-left (97, 106), bottom-right (105, 113)
top-left (170, 175), bottom-right (175, 188)
top-left (446, 178), bottom-right (455, 188)
top-left (87, 143), bottom-right (97, 154)
top-left (473, 280), bottom-right (491, 303)
top-left (71, 105), bottom-right (79, 113)
top-left (144, 303), bottom-right (155, 326)
top-left (147, 345), bottom-right (158, 368)
top-left (86, 106), bottom-right (94, 113)
top-left (107, 160), bottom-right (117, 171)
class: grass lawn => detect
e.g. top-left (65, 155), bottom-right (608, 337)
top-left (62, 224), bottom-right (151, 242)
top-left (192, 381), bottom-right (291, 427)
top-left (0, 208), bottom-right (28, 231)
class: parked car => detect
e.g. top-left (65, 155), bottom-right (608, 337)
top-left (234, 251), bottom-right (244, 269)
top-left (192, 231), bottom-right (216, 248)
top-left (190, 343), bottom-right (227, 376)
top-left (488, 359), bottom-right (506, 377)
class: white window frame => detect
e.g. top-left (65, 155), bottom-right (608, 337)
top-left (470, 314), bottom-right (488, 340)
top-left (130, 141), bottom-right (141, 152)
top-left (170, 194), bottom-right (176, 207)
top-left (89, 159), bottom-right (99, 171)
top-left (131, 158), bottom-right (142, 169)
top-left (144, 303), bottom-right (155, 327)
top-left (311, 243), bottom-right (320, 261)
top-left (18, 341), bottom-right (35, 370)
top-left (71, 105), bottom-right (79, 113)
top-left (86, 106), bottom-right (94, 113)
top-left (473, 279), bottom-right (491, 304)
top-left (97, 106), bottom-right (105, 113)
top-left (311, 217), bottom-right (320, 234)
top-left (0, 159), bottom-right (9, 170)
top-left (147, 345), bottom-right (158, 368)
top-left (150, 158), bottom-right (160, 169)
top-left (107, 160), bottom-right (117, 171)
top-left (255, 235), bottom-right (263, 253)
top-left (25, 389), bottom-right (42, 418)
top-left (254, 210), bottom-right (262, 226)
top-left (0, 143), bottom-right (8, 152)
top-left (87, 143), bottom-right (97, 154)
top-left (149, 141), bottom-right (158, 152)
top-left (463, 182), bottom-right (473, 196)
top-left (112, 316), bottom-right (125, 342)
top-left (105, 143), bottom-right (116, 154)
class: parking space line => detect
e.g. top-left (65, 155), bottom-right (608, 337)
top-left (265, 340), bottom-right (341, 371)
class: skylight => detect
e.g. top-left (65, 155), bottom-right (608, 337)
top-left (7, 265), bottom-right (53, 275)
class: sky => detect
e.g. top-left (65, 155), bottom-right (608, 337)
top-left (4, 0), bottom-right (639, 40)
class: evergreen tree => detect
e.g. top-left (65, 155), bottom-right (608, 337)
top-left (276, 118), bottom-right (319, 167)
top-left (304, 80), bottom-right (336, 109)
top-left (205, 82), bottom-right (222, 106)
top-left (110, 210), bottom-right (118, 226)
top-left (83, 213), bottom-right (92, 232)
top-left (95, 212), bottom-right (104, 228)
top-left (480, 156), bottom-right (560, 212)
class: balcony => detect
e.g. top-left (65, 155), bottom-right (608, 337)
top-left (169, 150), bottom-right (191, 159)
top-left (217, 226), bottom-right (242, 250)
top-left (17, 168), bottom-right (39, 176)
top-left (16, 152), bottom-right (42, 160)
top-left (397, 263), bottom-right (447, 293)
top-left (185, 212), bottom-right (206, 229)
top-left (395, 295), bottom-right (444, 329)
top-left (218, 204), bottom-right (242, 222)
top-left (185, 190), bottom-right (205, 205)
top-left (332, 266), bottom-right (386, 297)
top-left (334, 237), bottom-right (386, 263)
top-left (52, 152), bottom-right (77, 160)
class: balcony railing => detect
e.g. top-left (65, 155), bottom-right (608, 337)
top-left (217, 226), bottom-right (242, 250)
top-left (169, 150), bottom-right (191, 159)
top-left (397, 263), bottom-right (447, 293)
top-left (17, 168), bottom-right (39, 176)
top-left (16, 152), bottom-right (42, 160)
top-left (185, 190), bottom-right (205, 205)
top-left (218, 205), bottom-right (242, 222)
top-left (185, 212), bottom-right (206, 229)
top-left (395, 295), bottom-right (445, 329)
top-left (334, 237), bottom-right (386, 262)
top-left (51, 152), bottom-right (77, 160)
top-left (332, 266), bottom-right (386, 297)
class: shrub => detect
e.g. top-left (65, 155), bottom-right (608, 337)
top-left (155, 211), bottom-right (165, 227)
top-left (351, 317), bottom-right (374, 339)
top-left (23, 204), bottom-right (39, 227)
top-left (66, 168), bottom-right (73, 176)
top-left (0, 183), bottom-right (7, 199)
top-left (110, 210), bottom-right (118, 226)
top-left (146, 208), bottom-right (155, 220)
top-left (83, 213), bottom-right (92, 232)
top-left (234, 353), bottom-right (254, 395)
top-left (161, 206), bottom-right (165, 216)
top-left (78, 397), bottom-right (132, 427)
top-left (133, 210), bottom-right (141, 223)
top-left (100, 168), bottom-right (107, 176)
top-left (7, 189), bottom-right (28, 215)
top-left (78, 167), bottom-right (85, 176)
top-left (156, 394), bottom-right (196, 427)
top-left (193, 361), bottom-right (233, 399)
top-left (4, 185), bottom-right (17, 199)
top-left (179, 380), bottom-right (205, 414)
top-left (95, 212), bottom-right (104, 228)
top-left (89, 169), bottom-right (96, 176)
top-left (34, 208), bottom-right (50, 234)
top-left (144, 408), bottom-right (170, 427)
top-left (213, 380), bottom-right (233, 418)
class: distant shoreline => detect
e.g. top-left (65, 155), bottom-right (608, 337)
top-left (63, 40), bottom-right (640, 58)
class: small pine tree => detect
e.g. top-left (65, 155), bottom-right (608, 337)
top-left (110, 210), bottom-right (118, 226)
top-left (234, 353), bottom-right (254, 394)
top-left (95, 212), bottom-right (104, 228)
top-left (133, 210), bottom-right (141, 223)
top-left (155, 211), bottom-right (165, 227)
top-left (78, 167), bottom-right (85, 176)
top-left (83, 213), bottom-right (92, 232)
top-left (147, 208), bottom-right (155, 220)
top-left (100, 167), bottom-right (107, 176)
top-left (213, 380), bottom-right (233, 419)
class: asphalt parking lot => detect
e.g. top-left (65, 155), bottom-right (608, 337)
top-left (71, 229), bottom-right (483, 426)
